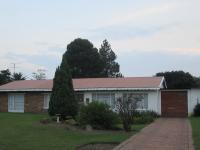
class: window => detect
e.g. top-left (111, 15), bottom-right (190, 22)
top-left (44, 94), bottom-right (51, 109)
top-left (92, 93), bottom-right (115, 109)
top-left (75, 93), bottom-right (84, 105)
top-left (8, 94), bottom-right (24, 112)
top-left (123, 93), bottom-right (148, 110)
top-left (86, 98), bottom-right (90, 104)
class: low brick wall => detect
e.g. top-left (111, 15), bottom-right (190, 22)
top-left (25, 93), bottom-right (45, 113)
top-left (0, 93), bottom-right (8, 112)
top-left (0, 92), bottom-right (47, 113)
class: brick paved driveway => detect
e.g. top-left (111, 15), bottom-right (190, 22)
top-left (113, 118), bottom-right (193, 150)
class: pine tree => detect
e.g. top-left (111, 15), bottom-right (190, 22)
top-left (99, 39), bottom-right (122, 77)
top-left (48, 53), bottom-right (78, 119)
top-left (65, 38), bottom-right (103, 78)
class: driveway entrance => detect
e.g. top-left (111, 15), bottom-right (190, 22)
top-left (113, 118), bottom-right (193, 150)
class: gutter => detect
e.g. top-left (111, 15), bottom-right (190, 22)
top-left (0, 87), bottom-right (160, 92)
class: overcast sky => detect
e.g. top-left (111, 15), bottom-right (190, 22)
top-left (0, 0), bottom-right (200, 78)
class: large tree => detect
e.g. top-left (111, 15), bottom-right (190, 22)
top-left (65, 38), bottom-right (103, 78)
top-left (156, 71), bottom-right (198, 89)
top-left (32, 69), bottom-right (46, 80)
top-left (48, 53), bottom-right (78, 119)
top-left (99, 39), bottom-right (122, 77)
top-left (0, 69), bottom-right (12, 85)
top-left (12, 72), bottom-right (26, 80)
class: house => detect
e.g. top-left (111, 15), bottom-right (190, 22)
top-left (0, 76), bottom-right (199, 117)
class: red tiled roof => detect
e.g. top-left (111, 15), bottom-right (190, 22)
top-left (0, 77), bottom-right (164, 91)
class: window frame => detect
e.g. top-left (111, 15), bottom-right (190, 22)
top-left (43, 93), bottom-right (51, 109)
top-left (122, 92), bottom-right (148, 110)
top-left (92, 92), bottom-right (115, 109)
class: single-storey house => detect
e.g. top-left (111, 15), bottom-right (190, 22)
top-left (0, 76), bottom-right (199, 117)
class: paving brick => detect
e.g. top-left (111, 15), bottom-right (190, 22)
top-left (113, 118), bottom-right (194, 150)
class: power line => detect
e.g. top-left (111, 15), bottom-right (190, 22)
top-left (10, 63), bottom-right (20, 74)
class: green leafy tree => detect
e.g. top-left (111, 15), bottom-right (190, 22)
top-left (156, 71), bottom-right (197, 89)
top-left (99, 39), bottom-right (122, 77)
top-left (12, 72), bottom-right (26, 80)
top-left (32, 69), bottom-right (46, 80)
top-left (65, 38), bottom-right (103, 78)
top-left (48, 53), bottom-right (78, 119)
top-left (0, 69), bottom-right (12, 85)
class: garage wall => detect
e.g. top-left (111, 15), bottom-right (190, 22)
top-left (188, 89), bottom-right (200, 115)
top-left (161, 91), bottom-right (188, 117)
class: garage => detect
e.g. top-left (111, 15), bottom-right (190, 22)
top-left (161, 90), bottom-right (188, 117)
top-left (8, 94), bottom-right (24, 113)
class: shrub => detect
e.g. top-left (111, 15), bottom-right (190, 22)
top-left (116, 97), bottom-right (139, 132)
top-left (133, 111), bottom-right (159, 124)
top-left (48, 53), bottom-right (78, 120)
top-left (193, 103), bottom-right (200, 116)
top-left (77, 101), bottom-right (120, 129)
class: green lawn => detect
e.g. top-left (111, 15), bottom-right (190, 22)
top-left (190, 117), bottom-right (200, 150)
top-left (0, 113), bottom-right (146, 150)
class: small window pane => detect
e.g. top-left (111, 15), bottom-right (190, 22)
top-left (44, 94), bottom-right (50, 109)
top-left (92, 93), bottom-right (115, 108)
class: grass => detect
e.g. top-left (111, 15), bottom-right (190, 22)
top-left (0, 113), bottom-right (146, 150)
top-left (190, 117), bottom-right (200, 150)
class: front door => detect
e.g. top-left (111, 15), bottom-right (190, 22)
top-left (8, 94), bottom-right (24, 112)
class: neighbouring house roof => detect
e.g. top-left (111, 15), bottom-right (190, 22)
top-left (0, 77), bottom-right (166, 92)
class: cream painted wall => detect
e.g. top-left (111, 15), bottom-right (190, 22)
top-left (82, 89), bottom-right (200, 116)
top-left (83, 92), bottom-right (92, 104)
top-left (188, 89), bottom-right (200, 115)
top-left (83, 90), bottom-right (161, 114)
top-left (148, 90), bottom-right (161, 114)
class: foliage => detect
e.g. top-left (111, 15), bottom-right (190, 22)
top-left (48, 53), bottom-right (78, 119)
top-left (99, 39), bottom-right (122, 77)
top-left (116, 96), bottom-right (139, 132)
top-left (156, 70), bottom-right (198, 89)
top-left (0, 69), bottom-right (25, 85)
top-left (194, 103), bottom-right (200, 117)
top-left (65, 38), bottom-right (103, 78)
top-left (78, 101), bottom-right (120, 129)
top-left (12, 72), bottom-right (26, 80)
top-left (132, 111), bottom-right (159, 124)
top-left (0, 69), bottom-right (12, 85)
top-left (64, 38), bottom-right (122, 78)
top-left (32, 69), bottom-right (46, 80)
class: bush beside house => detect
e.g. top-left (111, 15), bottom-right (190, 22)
top-left (78, 101), bottom-right (120, 130)
top-left (194, 103), bottom-right (200, 117)
top-left (48, 53), bottom-right (78, 120)
top-left (132, 111), bottom-right (159, 124)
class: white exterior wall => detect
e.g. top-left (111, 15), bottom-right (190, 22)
top-left (147, 90), bottom-right (161, 114)
top-left (83, 92), bottom-right (92, 104)
top-left (83, 90), bottom-right (161, 114)
top-left (188, 89), bottom-right (200, 115)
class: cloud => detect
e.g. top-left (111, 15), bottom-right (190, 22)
top-left (110, 22), bottom-right (200, 55)
top-left (119, 50), bottom-right (200, 77)
top-left (92, 2), bottom-right (179, 29)
top-left (0, 0), bottom-right (200, 78)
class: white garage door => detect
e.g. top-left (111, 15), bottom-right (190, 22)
top-left (8, 94), bottom-right (24, 112)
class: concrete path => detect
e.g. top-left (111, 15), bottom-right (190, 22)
top-left (113, 118), bottom-right (193, 150)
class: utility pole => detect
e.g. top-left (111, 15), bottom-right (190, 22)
top-left (10, 63), bottom-right (19, 74)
